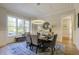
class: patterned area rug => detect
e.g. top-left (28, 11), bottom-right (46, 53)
top-left (0, 42), bottom-right (64, 55)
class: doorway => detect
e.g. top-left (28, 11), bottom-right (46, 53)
top-left (61, 15), bottom-right (73, 44)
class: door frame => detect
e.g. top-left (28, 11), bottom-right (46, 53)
top-left (61, 14), bottom-right (74, 43)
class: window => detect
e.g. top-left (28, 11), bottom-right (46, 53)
top-left (8, 16), bottom-right (30, 37)
top-left (25, 20), bottom-right (29, 32)
top-left (8, 16), bottom-right (16, 36)
top-left (17, 19), bottom-right (24, 35)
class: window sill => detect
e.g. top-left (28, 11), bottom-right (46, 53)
top-left (8, 35), bottom-right (16, 38)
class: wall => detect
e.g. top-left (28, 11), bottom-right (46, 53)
top-left (0, 8), bottom-right (16, 46)
top-left (0, 8), bottom-right (8, 47)
top-left (70, 4), bottom-right (79, 50)
top-left (51, 16), bottom-right (62, 42)
top-left (74, 7), bottom-right (79, 50)
top-left (51, 9), bottom-right (75, 42)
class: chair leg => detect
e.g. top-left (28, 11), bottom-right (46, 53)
top-left (26, 44), bottom-right (29, 48)
top-left (51, 48), bottom-right (54, 55)
top-left (54, 48), bottom-right (55, 51)
top-left (36, 47), bottom-right (38, 54)
top-left (30, 45), bottom-right (33, 50)
top-left (26, 42), bottom-right (28, 48)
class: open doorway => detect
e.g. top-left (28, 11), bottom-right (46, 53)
top-left (61, 15), bottom-right (73, 44)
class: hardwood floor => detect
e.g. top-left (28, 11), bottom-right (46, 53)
top-left (61, 37), bottom-right (79, 55)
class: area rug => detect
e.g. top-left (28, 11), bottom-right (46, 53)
top-left (0, 42), bottom-right (64, 55)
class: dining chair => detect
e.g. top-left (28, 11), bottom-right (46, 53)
top-left (50, 34), bottom-right (57, 54)
top-left (26, 33), bottom-right (32, 49)
top-left (31, 35), bottom-right (43, 54)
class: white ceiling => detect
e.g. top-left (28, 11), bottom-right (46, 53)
top-left (0, 3), bottom-right (74, 20)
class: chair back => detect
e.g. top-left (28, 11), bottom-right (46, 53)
top-left (51, 34), bottom-right (57, 48)
top-left (37, 32), bottom-right (40, 39)
top-left (31, 35), bottom-right (38, 45)
top-left (26, 33), bottom-right (32, 44)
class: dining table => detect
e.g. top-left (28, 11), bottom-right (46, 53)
top-left (38, 35), bottom-right (54, 52)
top-left (38, 35), bottom-right (54, 42)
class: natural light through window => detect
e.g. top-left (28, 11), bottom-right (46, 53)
top-left (25, 20), bottom-right (29, 32)
top-left (8, 16), bottom-right (30, 37)
top-left (17, 19), bottom-right (24, 35)
top-left (8, 16), bottom-right (16, 36)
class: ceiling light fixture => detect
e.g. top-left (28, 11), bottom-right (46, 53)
top-left (32, 20), bottom-right (45, 24)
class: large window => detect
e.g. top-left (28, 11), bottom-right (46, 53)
top-left (25, 20), bottom-right (29, 32)
top-left (8, 16), bottom-right (30, 36)
top-left (8, 16), bottom-right (16, 36)
top-left (17, 19), bottom-right (24, 35)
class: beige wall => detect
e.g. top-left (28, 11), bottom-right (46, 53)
top-left (0, 8), bottom-right (16, 47)
top-left (51, 10), bottom-right (75, 42)
top-left (0, 8), bottom-right (8, 47)
top-left (51, 16), bottom-right (62, 42)
top-left (74, 8), bottom-right (79, 50)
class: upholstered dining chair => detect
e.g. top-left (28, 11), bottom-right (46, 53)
top-left (26, 32), bottom-right (32, 49)
top-left (50, 34), bottom-right (57, 54)
top-left (30, 35), bottom-right (43, 54)
top-left (30, 35), bottom-right (39, 53)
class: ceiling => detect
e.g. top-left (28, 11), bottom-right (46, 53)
top-left (0, 3), bottom-right (75, 20)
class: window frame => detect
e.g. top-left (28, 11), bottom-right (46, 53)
top-left (17, 18), bottom-right (25, 35)
top-left (24, 20), bottom-right (30, 32)
top-left (8, 16), bottom-right (17, 37)
top-left (8, 16), bottom-right (30, 37)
